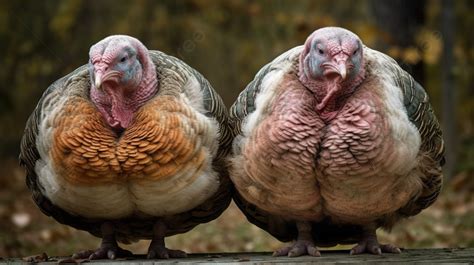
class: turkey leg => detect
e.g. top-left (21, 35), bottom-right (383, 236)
top-left (72, 222), bottom-right (132, 260)
top-left (350, 225), bottom-right (401, 255)
top-left (147, 221), bottom-right (187, 259)
top-left (273, 221), bottom-right (321, 257)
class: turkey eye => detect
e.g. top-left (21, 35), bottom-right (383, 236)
top-left (318, 49), bottom-right (324, 55)
top-left (120, 56), bottom-right (127, 63)
top-left (353, 49), bottom-right (359, 55)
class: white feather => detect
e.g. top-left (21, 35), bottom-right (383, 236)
top-left (366, 48), bottom-right (421, 175)
top-left (35, 81), bottom-right (221, 219)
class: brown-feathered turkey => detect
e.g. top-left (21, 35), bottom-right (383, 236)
top-left (229, 27), bottom-right (444, 257)
top-left (19, 35), bottom-right (232, 260)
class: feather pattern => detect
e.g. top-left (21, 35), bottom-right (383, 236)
top-left (149, 51), bottom-right (233, 158)
top-left (20, 51), bottom-right (232, 242)
top-left (379, 51), bottom-right (444, 217)
top-left (230, 47), bottom-right (301, 137)
top-left (229, 44), bottom-right (444, 245)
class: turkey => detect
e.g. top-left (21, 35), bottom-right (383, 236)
top-left (19, 35), bottom-right (233, 260)
top-left (229, 27), bottom-right (444, 257)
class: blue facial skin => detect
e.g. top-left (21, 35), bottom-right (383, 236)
top-left (88, 61), bottom-right (95, 83)
top-left (88, 49), bottom-right (138, 87)
top-left (305, 38), bottom-right (362, 82)
top-left (349, 46), bottom-right (362, 80)
top-left (307, 41), bottom-right (326, 80)
top-left (115, 49), bottom-right (140, 86)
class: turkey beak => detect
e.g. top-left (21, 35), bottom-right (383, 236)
top-left (333, 55), bottom-right (348, 80)
top-left (94, 72), bottom-right (103, 89)
top-left (323, 54), bottom-right (349, 81)
top-left (335, 61), bottom-right (347, 80)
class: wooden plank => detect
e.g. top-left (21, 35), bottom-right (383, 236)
top-left (3, 248), bottom-right (474, 264)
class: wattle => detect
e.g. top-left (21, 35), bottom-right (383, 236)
top-left (110, 97), bottom-right (134, 130)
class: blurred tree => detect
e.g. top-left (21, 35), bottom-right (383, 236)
top-left (454, 0), bottom-right (474, 176)
top-left (441, 0), bottom-right (456, 179)
top-left (369, 0), bottom-right (426, 83)
top-left (0, 0), bottom-right (473, 257)
top-left (0, 0), bottom-right (471, 176)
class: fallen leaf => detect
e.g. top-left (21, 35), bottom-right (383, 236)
top-left (11, 212), bottom-right (31, 228)
top-left (58, 257), bottom-right (89, 264)
top-left (22, 253), bottom-right (48, 262)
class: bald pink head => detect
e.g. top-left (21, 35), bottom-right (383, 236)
top-left (89, 35), bottom-right (157, 132)
top-left (298, 27), bottom-right (365, 120)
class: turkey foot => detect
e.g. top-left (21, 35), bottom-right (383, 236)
top-left (273, 222), bottom-right (321, 257)
top-left (273, 239), bottom-right (321, 257)
top-left (147, 221), bottom-right (187, 259)
top-left (350, 226), bottom-right (401, 255)
top-left (73, 245), bottom-right (132, 260)
top-left (72, 222), bottom-right (133, 260)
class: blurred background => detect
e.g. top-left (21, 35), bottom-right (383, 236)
top-left (0, 0), bottom-right (473, 257)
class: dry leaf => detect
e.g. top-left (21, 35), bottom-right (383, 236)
top-left (22, 252), bottom-right (48, 262)
top-left (11, 212), bottom-right (31, 228)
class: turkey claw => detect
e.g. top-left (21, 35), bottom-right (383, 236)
top-left (350, 241), bottom-right (401, 255)
top-left (147, 246), bottom-right (187, 259)
top-left (273, 240), bottom-right (321, 257)
top-left (72, 246), bottom-right (132, 260)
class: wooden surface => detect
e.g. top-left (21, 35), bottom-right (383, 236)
top-left (4, 248), bottom-right (474, 264)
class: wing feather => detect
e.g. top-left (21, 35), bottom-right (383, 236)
top-left (378, 52), bottom-right (445, 217)
top-left (19, 51), bottom-right (232, 242)
top-left (229, 46), bottom-right (302, 136)
top-left (149, 51), bottom-right (232, 158)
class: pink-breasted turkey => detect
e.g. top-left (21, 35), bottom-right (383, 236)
top-left (19, 35), bottom-right (233, 260)
top-left (229, 27), bottom-right (444, 257)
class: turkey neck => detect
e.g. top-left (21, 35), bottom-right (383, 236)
top-left (298, 60), bottom-right (366, 123)
top-left (104, 76), bottom-right (158, 129)
top-left (296, 77), bottom-right (339, 122)
top-left (91, 60), bottom-right (158, 133)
